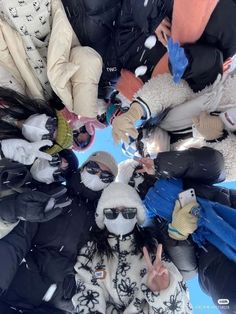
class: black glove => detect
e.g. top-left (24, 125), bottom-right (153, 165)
top-left (0, 158), bottom-right (32, 192)
top-left (0, 186), bottom-right (71, 223)
top-left (63, 273), bottom-right (76, 300)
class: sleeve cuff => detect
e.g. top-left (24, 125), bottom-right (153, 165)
top-left (134, 97), bottom-right (151, 120)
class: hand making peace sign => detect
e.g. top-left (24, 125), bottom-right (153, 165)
top-left (143, 244), bottom-right (170, 292)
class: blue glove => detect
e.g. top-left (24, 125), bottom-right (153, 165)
top-left (167, 38), bottom-right (188, 83)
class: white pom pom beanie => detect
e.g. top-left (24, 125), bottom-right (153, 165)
top-left (95, 182), bottom-right (146, 229)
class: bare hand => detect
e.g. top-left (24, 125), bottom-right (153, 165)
top-left (136, 157), bottom-right (155, 175)
top-left (155, 17), bottom-right (171, 47)
top-left (143, 244), bottom-right (170, 292)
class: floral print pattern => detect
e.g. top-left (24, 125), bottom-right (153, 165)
top-left (72, 234), bottom-right (192, 313)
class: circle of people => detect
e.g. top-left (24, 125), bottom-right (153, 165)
top-left (0, 0), bottom-right (236, 313)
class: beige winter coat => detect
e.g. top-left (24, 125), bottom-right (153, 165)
top-left (0, 0), bottom-right (102, 118)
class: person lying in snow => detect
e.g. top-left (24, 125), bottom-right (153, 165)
top-left (0, 152), bottom-right (118, 314)
top-left (116, 0), bottom-right (236, 99)
top-left (116, 152), bottom-right (236, 313)
top-left (71, 182), bottom-right (193, 314)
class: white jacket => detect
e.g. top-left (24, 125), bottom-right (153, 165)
top-left (0, 0), bottom-right (102, 118)
top-left (161, 74), bottom-right (236, 132)
top-left (133, 73), bottom-right (236, 129)
top-left (72, 234), bottom-right (192, 314)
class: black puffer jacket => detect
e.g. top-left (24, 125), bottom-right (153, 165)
top-left (137, 147), bottom-right (225, 200)
top-left (61, 0), bottom-right (122, 99)
top-left (0, 171), bottom-right (102, 313)
top-left (181, 0), bottom-right (236, 91)
top-left (116, 0), bottom-right (172, 82)
top-left (117, 0), bottom-right (236, 91)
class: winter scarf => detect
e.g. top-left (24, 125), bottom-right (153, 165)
top-left (46, 111), bottom-right (73, 155)
top-left (144, 178), bottom-right (236, 262)
top-left (0, 0), bottom-right (52, 99)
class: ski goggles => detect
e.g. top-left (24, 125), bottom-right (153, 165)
top-left (84, 161), bottom-right (114, 183)
top-left (103, 207), bottom-right (137, 220)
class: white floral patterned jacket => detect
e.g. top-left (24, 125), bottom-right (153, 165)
top-left (72, 234), bottom-right (193, 314)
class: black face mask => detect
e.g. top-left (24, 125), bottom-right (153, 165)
top-left (66, 170), bottom-right (102, 202)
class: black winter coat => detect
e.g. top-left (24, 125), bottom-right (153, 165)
top-left (116, 0), bottom-right (172, 82)
top-left (0, 171), bottom-right (102, 313)
top-left (117, 0), bottom-right (236, 91)
top-left (61, 0), bottom-right (122, 99)
top-left (137, 147), bottom-right (224, 200)
top-left (181, 0), bottom-right (236, 91)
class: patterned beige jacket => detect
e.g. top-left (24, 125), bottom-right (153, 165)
top-left (0, 0), bottom-right (102, 118)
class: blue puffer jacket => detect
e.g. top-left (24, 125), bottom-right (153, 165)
top-left (144, 178), bottom-right (236, 262)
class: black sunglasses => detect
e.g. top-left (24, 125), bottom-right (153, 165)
top-left (73, 127), bottom-right (91, 149)
top-left (84, 161), bottom-right (114, 183)
top-left (103, 207), bottom-right (137, 220)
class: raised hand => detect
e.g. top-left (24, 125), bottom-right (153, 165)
top-left (1, 139), bottom-right (52, 165)
top-left (143, 244), bottom-right (170, 292)
top-left (155, 17), bottom-right (171, 47)
top-left (112, 102), bottom-right (143, 144)
top-left (135, 157), bottom-right (155, 175)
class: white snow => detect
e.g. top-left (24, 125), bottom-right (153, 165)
top-left (144, 35), bottom-right (157, 49)
top-left (42, 284), bottom-right (57, 302)
top-left (135, 66), bottom-right (147, 77)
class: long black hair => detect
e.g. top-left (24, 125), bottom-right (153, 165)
top-left (88, 225), bottom-right (158, 259)
top-left (0, 87), bottom-right (56, 140)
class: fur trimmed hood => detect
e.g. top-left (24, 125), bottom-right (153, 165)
top-left (95, 182), bottom-right (146, 229)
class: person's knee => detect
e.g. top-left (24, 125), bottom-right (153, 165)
top-left (70, 46), bottom-right (102, 78)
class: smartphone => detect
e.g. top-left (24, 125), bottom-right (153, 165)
top-left (178, 189), bottom-right (197, 208)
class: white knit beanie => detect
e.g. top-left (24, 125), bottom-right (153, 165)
top-left (82, 151), bottom-right (118, 177)
top-left (95, 182), bottom-right (146, 229)
top-left (116, 159), bottom-right (139, 184)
